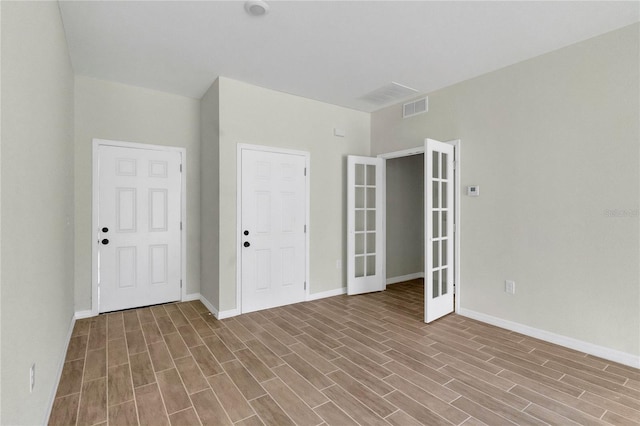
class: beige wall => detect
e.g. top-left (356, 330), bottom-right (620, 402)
top-left (215, 77), bottom-right (370, 312)
top-left (1, 2), bottom-right (75, 424)
top-left (74, 76), bottom-right (201, 311)
top-left (372, 24), bottom-right (640, 357)
top-left (200, 79), bottom-right (220, 308)
top-left (386, 154), bottom-right (424, 279)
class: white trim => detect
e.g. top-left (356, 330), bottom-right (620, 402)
top-left (236, 143), bottom-right (311, 315)
top-left (449, 139), bottom-right (462, 315)
top-left (217, 309), bottom-right (241, 320)
top-left (459, 308), bottom-right (640, 369)
top-left (45, 314), bottom-right (76, 425)
top-left (198, 294), bottom-right (218, 317)
top-left (306, 287), bottom-right (347, 301)
top-left (74, 310), bottom-right (94, 320)
top-left (386, 272), bottom-right (425, 285)
top-left (92, 139), bottom-right (187, 315)
top-left (378, 146), bottom-right (425, 159)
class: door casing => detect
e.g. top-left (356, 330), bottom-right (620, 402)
top-left (236, 143), bottom-right (311, 314)
top-left (378, 139), bottom-right (461, 315)
top-left (92, 138), bottom-right (187, 316)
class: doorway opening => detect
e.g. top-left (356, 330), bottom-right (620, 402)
top-left (348, 139), bottom-right (460, 323)
top-left (385, 153), bottom-right (425, 287)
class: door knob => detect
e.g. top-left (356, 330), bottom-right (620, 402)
top-left (244, 230), bottom-right (249, 236)
top-left (102, 227), bottom-right (109, 233)
top-left (101, 239), bottom-right (109, 245)
top-left (243, 241), bottom-right (250, 247)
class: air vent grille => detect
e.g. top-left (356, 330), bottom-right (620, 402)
top-left (359, 82), bottom-right (419, 106)
top-left (403, 97), bottom-right (428, 118)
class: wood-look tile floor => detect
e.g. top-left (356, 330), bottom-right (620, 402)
top-left (49, 280), bottom-right (640, 426)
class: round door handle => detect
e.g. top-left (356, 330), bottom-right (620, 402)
top-left (243, 241), bottom-right (250, 247)
top-left (102, 227), bottom-right (109, 233)
top-left (101, 239), bottom-right (109, 245)
top-left (243, 230), bottom-right (249, 236)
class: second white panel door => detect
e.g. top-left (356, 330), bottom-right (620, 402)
top-left (240, 148), bottom-right (307, 313)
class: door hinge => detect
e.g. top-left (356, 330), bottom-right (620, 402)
top-left (180, 164), bottom-right (182, 173)
top-left (304, 224), bottom-right (307, 233)
top-left (180, 279), bottom-right (183, 289)
top-left (304, 167), bottom-right (307, 176)
top-left (452, 161), bottom-right (457, 170)
top-left (304, 281), bottom-right (307, 290)
top-left (180, 221), bottom-right (183, 230)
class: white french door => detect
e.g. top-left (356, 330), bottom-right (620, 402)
top-left (97, 144), bottom-right (182, 313)
top-left (240, 148), bottom-right (307, 313)
top-left (347, 156), bottom-right (385, 295)
top-left (425, 139), bottom-right (454, 322)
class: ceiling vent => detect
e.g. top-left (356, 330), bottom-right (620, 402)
top-left (403, 96), bottom-right (428, 118)
top-left (359, 82), bottom-right (419, 107)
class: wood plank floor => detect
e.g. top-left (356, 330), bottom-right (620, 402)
top-left (49, 280), bottom-right (640, 425)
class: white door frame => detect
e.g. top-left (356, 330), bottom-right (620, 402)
top-left (377, 140), bottom-right (461, 314)
top-left (236, 143), bottom-right (311, 314)
top-left (92, 138), bottom-right (187, 316)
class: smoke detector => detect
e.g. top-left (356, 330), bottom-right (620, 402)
top-left (245, 1), bottom-right (269, 16)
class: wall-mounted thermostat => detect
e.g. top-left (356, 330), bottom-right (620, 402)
top-left (467, 185), bottom-right (480, 196)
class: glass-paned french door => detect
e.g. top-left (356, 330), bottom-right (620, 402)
top-left (425, 139), bottom-right (454, 322)
top-left (347, 156), bottom-right (384, 295)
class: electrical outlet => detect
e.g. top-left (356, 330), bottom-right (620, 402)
top-left (505, 280), bottom-right (516, 295)
top-left (30, 363), bottom-right (36, 393)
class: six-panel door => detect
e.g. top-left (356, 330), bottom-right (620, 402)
top-left (98, 145), bottom-right (182, 313)
top-left (240, 149), bottom-right (307, 313)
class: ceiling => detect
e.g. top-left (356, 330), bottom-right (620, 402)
top-left (58, 1), bottom-right (639, 112)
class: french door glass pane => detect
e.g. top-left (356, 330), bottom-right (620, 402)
top-left (441, 153), bottom-right (448, 178)
top-left (366, 164), bottom-right (376, 185)
top-left (366, 255), bottom-right (376, 276)
top-left (432, 182), bottom-right (439, 208)
top-left (355, 164), bottom-right (365, 185)
top-left (432, 211), bottom-right (439, 238)
top-left (441, 211), bottom-right (448, 236)
top-left (366, 188), bottom-right (376, 208)
top-left (355, 210), bottom-right (365, 232)
top-left (355, 256), bottom-right (364, 277)
top-left (366, 233), bottom-right (376, 254)
top-left (366, 210), bottom-right (376, 231)
top-left (432, 152), bottom-right (439, 178)
top-left (432, 241), bottom-right (439, 268)
top-left (442, 268), bottom-right (448, 294)
top-left (442, 183), bottom-right (448, 208)
top-left (432, 270), bottom-right (440, 298)
top-left (355, 187), bottom-right (364, 208)
top-left (355, 233), bottom-right (364, 255)
top-left (442, 239), bottom-right (447, 265)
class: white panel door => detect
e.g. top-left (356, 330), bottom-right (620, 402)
top-left (98, 145), bottom-right (181, 312)
top-left (241, 149), bottom-right (306, 313)
top-left (347, 156), bottom-right (385, 295)
top-left (425, 139), bottom-right (454, 322)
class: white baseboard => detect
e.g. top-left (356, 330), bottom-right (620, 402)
top-left (217, 309), bottom-right (240, 319)
top-left (386, 272), bottom-right (425, 285)
top-left (307, 287), bottom-right (347, 301)
top-left (459, 308), bottom-right (640, 369)
top-left (198, 295), bottom-right (218, 317)
top-left (74, 310), bottom-right (94, 319)
top-left (197, 294), bottom-right (239, 319)
top-left (45, 313), bottom-right (76, 424)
